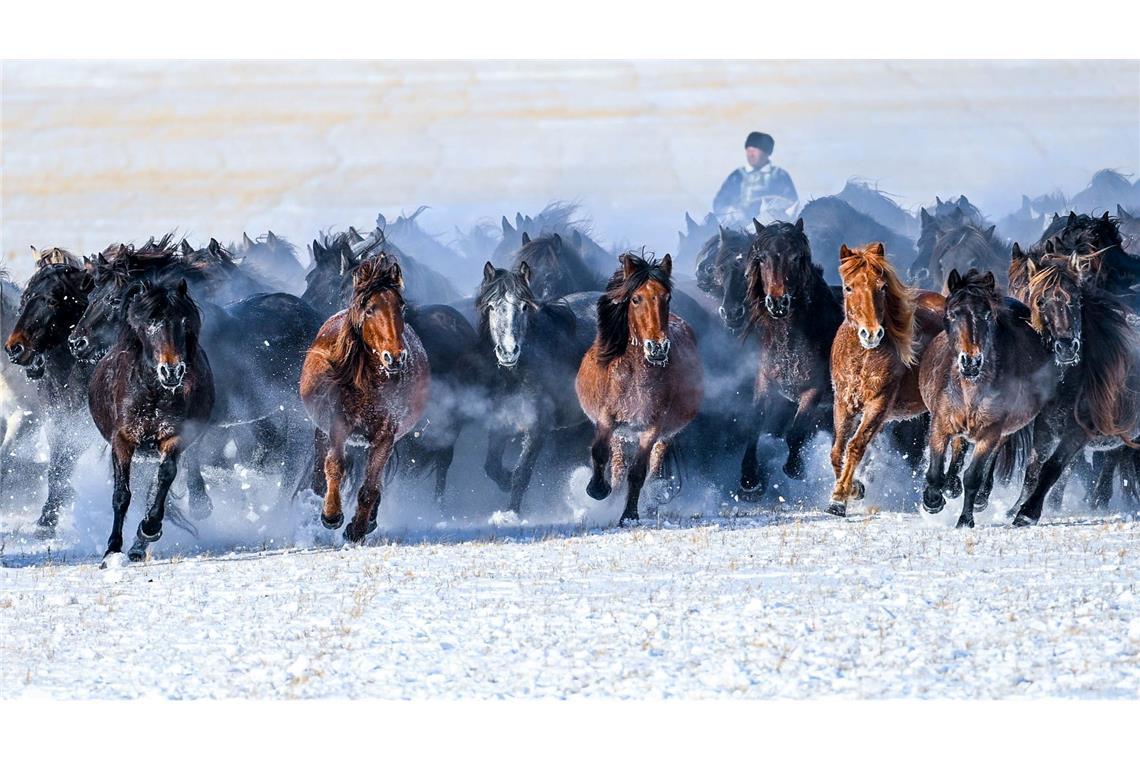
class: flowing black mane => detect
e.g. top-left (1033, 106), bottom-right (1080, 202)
top-left (596, 254), bottom-right (672, 365)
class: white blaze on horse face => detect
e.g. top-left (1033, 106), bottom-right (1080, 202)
top-left (489, 294), bottom-right (526, 367)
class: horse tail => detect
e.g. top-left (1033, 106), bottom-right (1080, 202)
top-left (165, 501), bottom-right (200, 539)
top-left (995, 425), bottom-right (1033, 485)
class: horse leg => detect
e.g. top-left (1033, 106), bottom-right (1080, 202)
top-left (344, 431), bottom-right (394, 544)
top-left (833, 396), bottom-right (890, 515)
top-left (102, 434), bottom-right (135, 566)
top-left (311, 428), bottom-right (329, 497)
top-left (1090, 451), bottom-right (1115, 511)
top-left (37, 419), bottom-right (81, 537)
top-left (957, 431), bottom-right (1000, 529)
top-left (183, 443), bottom-right (214, 520)
top-left (942, 438), bottom-right (968, 499)
top-left (922, 422), bottom-right (953, 515)
top-left (784, 388), bottom-right (822, 480)
top-left (1016, 416), bottom-right (1054, 509)
top-left (1013, 429), bottom-right (1087, 527)
top-left (586, 419), bottom-right (614, 501)
top-left (828, 396), bottom-right (857, 515)
top-left (648, 439), bottom-right (680, 505)
top-left (740, 395), bottom-right (772, 494)
top-left (128, 440), bottom-right (181, 561)
top-left (483, 430), bottom-right (513, 493)
top-left (320, 422), bottom-right (348, 530)
top-left (508, 430), bottom-right (546, 514)
top-left (620, 432), bottom-right (656, 525)
top-left (432, 439), bottom-right (456, 504)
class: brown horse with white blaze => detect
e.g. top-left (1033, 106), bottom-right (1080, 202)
top-left (300, 256), bottom-right (429, 543)
top-left (828, 243), bottom-right (945, 516)
top-left (576, 253), bottom-right (703, 524)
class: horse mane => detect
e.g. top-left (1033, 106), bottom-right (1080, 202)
top-left (947, 268), bottom-right (1006, 317)
top-left (595, 253), bottom-right (672, 365)
top-left (33, 247), bottom-right (81, 269)
top-left (513, 233), bottom-right (596, 286)
top-left (839, 243), bottom-right (918, 366)
top-left (1028, 261), bottom-right (1140, 442)
top-left (327, 255), bottom-right (405, 388)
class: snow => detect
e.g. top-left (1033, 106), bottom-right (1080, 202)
top-left (3, 505), bottom-right (1138, 698)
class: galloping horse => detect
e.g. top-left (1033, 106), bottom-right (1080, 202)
top-left (508, 232), bottom-right (605, 303)
top-left (911, 208), bottom-right (1008, 292)
top-left (694, 225), bottom-right (756, 331)
top-left (828, 243), bottom-right (945, 517)
top-left (919, 269), bottom-right (1053, 527)
top-left (89, 278), bottom-right (214, 565)
top-left (740, 219), bottom-right (842, 495)
top-left (576, 253), bottom-right (702, 524)
top-left (300, 256), bottom-right (429, 543)
top-left (4, 257), bottom-right (95, 535)
top-left (475, 262), bottom-right (594, 513)
top-left (1012, 255), bottom-right (1140, 526)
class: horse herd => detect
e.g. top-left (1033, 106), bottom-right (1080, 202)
top-left (1, 181), bottom-right (1139, 566)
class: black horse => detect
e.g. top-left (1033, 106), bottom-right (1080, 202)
top-left (4, 259), bottom-right (96, 536)
top-left (1033, 211), bottom-right (1140, 296)
top-left (474, 262), bottom-right (595, 513)
top-left (494, 202), bottom-right (614, 277)
top-left (88, 278), bottom-right (214, 565)
top-left (799, 196), bottom-right (917, 284)
top-left (694, 225), bottom-right (757, 331)
top-left (232, 230), bottom-right (307, 295)
top-left (911, 207), bottom-right (1009, 291)
top-left (508, 232), bottom-right (606, 303)
top-left (740, 220), bottom-right (843, 494)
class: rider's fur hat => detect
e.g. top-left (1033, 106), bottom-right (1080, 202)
top-left (745, 131), bottom-right (774, 154)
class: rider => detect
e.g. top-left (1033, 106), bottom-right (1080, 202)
top-left (712, 131), bottom-right (799, 227)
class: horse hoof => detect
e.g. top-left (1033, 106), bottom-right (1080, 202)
top-left (343, 524), bottom-right (368, 544)
top-left (586, 478), bottom-right (611, 501)
top-left (365, 519), bottom-right (378, 536)
top-left (973, 494), bottom-right (990, 512)
top-left (35, 512), bottom-right (59, 530)
top-left (99, 552), bottom-right (124, 570)
top-left (33, 524), bottom-right (57, 540)
top-left (618, 512), bottom-right (640, 527)
top-left (825, 501), bottom-right (846, 518)
top-left (1012, 513), bottom-right (1038, 528)
top-left (127, 541), bottom-right (148, 562)
top-left (782, 458), bottom-right (805, 481)
top-left (136, 522), bottom-right (162, 543)
top-left (189, 496), bottom-right (214, 521)
top-left (321, 512), bottom-right (344, 530)
top-left (652, 477), bottom-right (681, 505)
top-left (922, 488), bottom-right (945, 514)
top-left (944, 475), bottom-right (962, 499)
top-left (955, 514), bottom-right (975, 529)
top-left (851, 480), bottom-right (866, 501)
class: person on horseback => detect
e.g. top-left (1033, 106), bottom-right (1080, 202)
top-left (713, 131), bottom-right (799, 227)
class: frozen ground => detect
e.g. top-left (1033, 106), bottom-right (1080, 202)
top-left (3, 456), bottom-right (1139, 698)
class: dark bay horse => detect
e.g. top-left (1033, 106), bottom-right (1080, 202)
top-left (576, 254), bottom-right (702, 524)
top-left (508, 232), bottom-right (606, 303)
top-left (1012, 256), bottom-right (1140, 526)
top-left (474, 261), bottom-right (595, 513)
top-left (911, 208), bottom-right (1009, 292)
top-left (494, 202), bottom-right (613, 277)
top-left (4, 258), bottom-right (95, 535)
top-left (740, 219), bottom-right (842, 495)
top-left (694, 225), bottom-right (757, 331)
top-left (89, 278), bottom-right (214, 565)
top-left (828, 243), bottom-right (945, 517)
top-left (300, 256), bottom-right (429, 543)
top-left (919, 269), bottom-right (1052, 527)
top-left (1033, 211), bottom-right (1140, 296)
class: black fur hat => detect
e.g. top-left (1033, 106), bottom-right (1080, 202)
top-left (745, 131), bottom-right (774, 154)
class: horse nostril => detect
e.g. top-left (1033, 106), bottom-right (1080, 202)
top-left (381, 350), bottom-right (393, 366)
top-left (7, 343), bottom-right (23, 359)
top-left (874, 327), bottom-right (884, 341)
top-left (174, 362), bottom-right (186, 379)
top-left (397, 349), bottom-right (408, 366)
top-left (858, 328), bottom-right (869, 339)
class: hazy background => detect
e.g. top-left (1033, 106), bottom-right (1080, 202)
top-left (3, 60), bottom-right (1138, 282)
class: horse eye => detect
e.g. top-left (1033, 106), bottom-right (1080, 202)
top-left (844, 285), bottom-right (853, 293)
top-left (631, 295), bottom-right (642, 305)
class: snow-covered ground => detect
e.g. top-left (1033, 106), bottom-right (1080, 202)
top-left (4, 490), bottom-right (1139, 698)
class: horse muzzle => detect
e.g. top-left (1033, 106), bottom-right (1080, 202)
top-left (765, 293), bottom-right (791, 319)
top-left (1052, 338), bottom-right (1081, 367)
top-left (68, 334), bottom-right (102, 362)
top-left (5, 339), bottom-right (31, 366)
top-left (494, 345), bottom-right (520, 369)
top-left (643, 338), bottom-right (671, 367)
top-left (858, 325), bottom-right (885, 350)
top-left (718, 304), bottom-right (747, 331)
top-left (379, 349), bottom-right (409, 374)
top-left (957, 351), bottom-right (984, 380)
top-left (157, 361), bottom-right (186, 390)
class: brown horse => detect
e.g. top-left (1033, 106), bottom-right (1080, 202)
top-left (919, 269), bottom-right (1053, 528)
top-left (576, 253), bottom-right (703, 524)
top-left (828, 243), bottom-right (945, 516)
top-left (299, 256), bottom-right (429, 543)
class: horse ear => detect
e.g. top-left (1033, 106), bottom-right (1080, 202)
top-left (80, 271), bottom-right (95, 294)
top-left (266, 230), bottom-right (278, 245)
top-left (1101, 211), bottom-right (1111, 222)
top-left (519, 261), bottom-right (532, 285)
top-left (958, 195), bottom-right (970, 208)
top-left (1011, 242), bottom-right (1024, 261)
top-left (550, 233), bottom-right (562, 252)
top-left (208, 238), bottom-right (222, 255)
top-left (985, 225), bottom-right (996, 240)
top-left (1022, 195), bottom-right (1032, 209)
top-left (870, 242), bottom-right (885, 257)
top-left (572, 230), bottom-right (582, 248)
top-left (515, 213), bottom-right (525, 229)
top-left (1117, 204), bottom-right (1130, 219)
top-left (180, 239), bottom-right (195, 256)
top-left (242, 232), bottom-right (254, 248)
top-left (1068, 211), bottom-right (1077, 224)
top-left (981, 271), bottom-right (995, 289)
top-left (1026, 257), bottom-right (1038, 279)
top-left (935, 196), bottom-right (943, 205)
top-left (521, 231), bottom-right (531, 245)
top-left (483, 261), bottom-right (496, 283)
top-left (621, 254), bottom-right (636, 279)
top-left (920, 208), bottom-right (933, 226)
top-left (391, 260), bottom-right (404, 290)
top-left (501, 216), bottom-right (514, 236)
top-left (947, 269), bottom-right (963, 292)
top-left (753, 218), bottom-right (765, 233)
top-left (685, 212), bottom-right (698, 233)
top-left (839, 244), bottom-right (853, 261)
top-left (661, 254), bottom-right (672, 278)
top-left (1044, 240), bottom-right (1055, 254)
top-left (376, 212), bottom-right (387, 228)
top-left (794, 217), bottom-right (804, 233)
top-left (1052, 212), bottom-right (1060, 222)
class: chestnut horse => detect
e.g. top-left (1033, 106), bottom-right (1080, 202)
top-left (918, 270), bottom-right (1053, 527)
top-left (576, 253), bottom-right (702, 524)
top-left (828, 243), bottom-right (945, 517)
top-left (88, 279), bottom-right (214, 565)
top-left (300, 256), bottom-right (429, 543)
